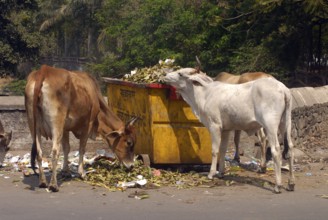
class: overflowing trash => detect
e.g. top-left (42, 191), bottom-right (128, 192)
top-left (122, 59), bottom-right (180, 83)
top-left (83, 155), bottom-right (215, 191)
top-left (0, 150), bottom-right (220, 191)
top-left (0, 148), bottom-right (306, 193)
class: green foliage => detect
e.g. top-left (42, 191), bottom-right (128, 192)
top-left (1, 0), bottom-right (328, 86)
top-left (92, 0), bottom-right (328, 81)
top-left (217, 0), bottom-right (328, 82)
top-left (4, 79), bottom-right (26, 96)
top-left (0, 0), bottom-right (41, 75)
top-left (93, 0), bottom-right (224, 76)
top-left (37, 0), bottom-right (103, 61)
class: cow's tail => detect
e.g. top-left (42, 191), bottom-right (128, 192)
top-left (31, 65), bottom-right (46, 174)
top-left (282, 89), bottom-right (293, 160)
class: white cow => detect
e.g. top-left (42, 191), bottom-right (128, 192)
top-left (215, 71), bottom-right (275, 169)
top-left (164, 68), bottom-right (295, 193)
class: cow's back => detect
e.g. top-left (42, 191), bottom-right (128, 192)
top-left (203, 78), bottom-right (288, 131)
top-left (251, 78), bottom-right (290, 116)
top-left (238, 72), bottom-right (274, 84)
top-left (215, 72), bottom-right (240, 84)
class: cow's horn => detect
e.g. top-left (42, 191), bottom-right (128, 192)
top-left (195, 56), bottom-right (202, 73)
top-left (126, 116), bottom-right (139, 127)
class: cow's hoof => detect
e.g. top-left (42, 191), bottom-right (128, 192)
top-left (282, 151), bottom-right (290, 160)
top-left (60, 170), bottom-right (72, 178)
top-left (79, 172), bottom-right (86, 180)
top-left (286, 183), bottom-right (295, 191)
top-left (207, 170), bottom-right (217, 179)
top-left (49, 185), bottom-right (59, 192)
top-left (273, 185), bottom-right (282, 194)
top-left (39, 182), bottom-right (47, 188)
top-left (257, 166), bottom-right (267, 173)
top-left (233, 157), bottom-right (240, 164)
top-left (217, 172), bottom-right (224, 179)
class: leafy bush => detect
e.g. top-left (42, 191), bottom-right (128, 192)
top-left (4, 80), bottom-right (26, 96)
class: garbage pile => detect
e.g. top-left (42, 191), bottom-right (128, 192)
top-left (0, 152), bottom-right (48, 177)
top-left (83, 150), bottom-right (283, 191)
top-left (1, 149), bottom-right (293, 192)
top-left (84, 156), bottom-right (215, 191)
top-left (122, 59), bottom-right (180, 83)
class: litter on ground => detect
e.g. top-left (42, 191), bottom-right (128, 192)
top-left (0, 148), bottom-right (302, 192)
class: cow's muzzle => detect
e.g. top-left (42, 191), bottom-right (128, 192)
top-left (122, 161), bottom-right (134, 170)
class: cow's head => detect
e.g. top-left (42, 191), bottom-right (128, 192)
top-left (0, 131), bottom-right (12, 166)
top-left (0, 131), bottom-right (12, 153)
top-left (164, 68), bottom-right (212, 91)
top-left (106, 117), bottom-right (138, 169)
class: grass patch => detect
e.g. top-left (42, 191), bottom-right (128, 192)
top-left (3, 79), bottom-right (26, 95)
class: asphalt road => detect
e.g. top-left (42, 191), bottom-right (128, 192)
top-left (1, 164), bottom-right (327, 220)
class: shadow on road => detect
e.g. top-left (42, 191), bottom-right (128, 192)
top-left (223, 174), bottom-right (275, 192)
top-left (22, 171), bottom-right (77, 191)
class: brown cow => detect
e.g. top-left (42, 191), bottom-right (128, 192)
top-left (0, 120), bottom-right (12, 152)
top-left (25, 65), bottom-right (138, 192)
top-left (215, 71), bottom-right (274, 172)
top-left (0, 120), bottom-right (12, 166)
top-left (215, 71), bottom-right (274, 84)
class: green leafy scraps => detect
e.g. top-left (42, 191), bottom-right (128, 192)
top-left (122, 60), bottom-right (181, 83)
top-left (84, 158), bottom-right (217, 191)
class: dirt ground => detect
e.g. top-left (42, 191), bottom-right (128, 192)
top-left (1, 129), bottom-right (327, 194)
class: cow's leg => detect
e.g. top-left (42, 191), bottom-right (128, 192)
top-left (257, 129), bottom-right (267, 173)
top-left (48, 112), bottom-right (66, 192)
top-left (48, 134), bottom-right (62, 192)
top-left (61, 131), bottom-right (71, 178)
top-left (266, 131), bottom-right (282, 193)
top-left (78, 136), bottom-right (88, 179)
top-left (217, 131), bottom-right (230, 178)
top-left (282, 129), bottom-right (295, 191)
top-left (233, 130), bottom-right (241, 163)
top-left (286, 137), bottom-right (295, 191)
top-left (36, 132), bottom-right (47, 188)
top-left (208, 126), bottom-right (222, 179)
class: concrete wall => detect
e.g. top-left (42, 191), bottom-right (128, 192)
top-left (1, 85), bottom-right (328, 152)
top-left (290, 86), bottom-right (328, 145)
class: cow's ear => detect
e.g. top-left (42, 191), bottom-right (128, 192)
top-left (5, 131), bottom-right (12, 146)
top-left (192, 80), bottom-right (202, 86)
top-left (189, 75), bottom-right (210, 87)
top-left (107, 131), bottom-right (122, 139)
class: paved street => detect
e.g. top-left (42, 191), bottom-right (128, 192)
top-left (1, 161), bottom-right (327, 220)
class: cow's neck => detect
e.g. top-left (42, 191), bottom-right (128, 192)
top-left (98, 108), bottom-right (125, 135)
top-left (180, 85), bottom-right (207, 125)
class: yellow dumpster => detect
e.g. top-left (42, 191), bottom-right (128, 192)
top-left (103, 78), bottom-right (212, 165)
